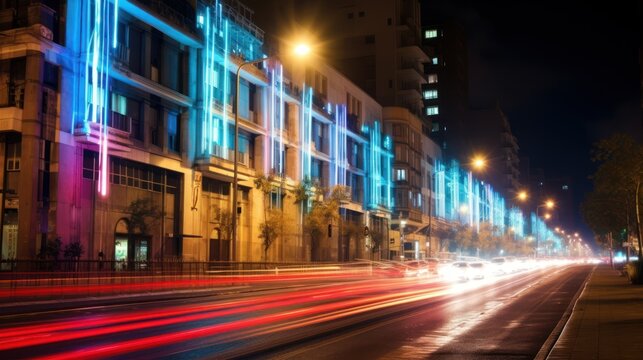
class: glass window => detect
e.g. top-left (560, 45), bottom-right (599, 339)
top-left (168, 112), bottom-right (180, 153)
top-left (432, 57), bottom-right (439, 65)
top-left (424, 29), bottom-right (438, 39)
top-left (423, 89), bottom-right (438, 99)
top-left (426, 106), bottom-right (439, 116)
top-left (395, 168), bottom-right (407, 181)
top-left (428, 74), bottom-right (438, 83)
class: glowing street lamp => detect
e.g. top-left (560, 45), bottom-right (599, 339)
top-left (231, 42), bottom-right (312, 260)
top-left (517, 190), bottom-right (528, 202)
top-left (535, 199), bottom-right (555, 258)
top-left (471, 155), bottom-right (487, 171)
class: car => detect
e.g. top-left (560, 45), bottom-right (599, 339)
top-left (446, 261), bottom-right (471, 281)
top-left (490, 257), bottom-right (508, 275)
top-left (403, 261), bottom-right (430, 277)
top-left (468, 261), bottom-right (487, 279)
top-left (425, 258), bottom-right (440, 275)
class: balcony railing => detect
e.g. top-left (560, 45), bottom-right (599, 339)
top-left (134, 0), bottom-right (196, 35)
top-left (212, 144), bottom-right (249, 166)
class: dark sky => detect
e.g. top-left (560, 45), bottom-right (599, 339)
top-left (423, 0), bottom-right (642, 242)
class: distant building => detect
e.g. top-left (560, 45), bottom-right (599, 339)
top-left (421, 20), bottom-right (469, 154)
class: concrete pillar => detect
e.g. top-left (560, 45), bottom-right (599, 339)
top-left (17, 51), bottom-right (44, 259)
top-left (254, 135), bottom-right (267, 174)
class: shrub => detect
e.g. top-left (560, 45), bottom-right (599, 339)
top-left (625, 261), bottom-right (643, 284)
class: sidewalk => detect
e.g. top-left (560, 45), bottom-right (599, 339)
top-left (547, 264), bottom-right (643, 359)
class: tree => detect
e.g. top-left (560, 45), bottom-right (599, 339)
top-left (212, 205), bottom-right (233, 241)
top-left (254, 174), bottom-right (281, 261)
top-left (451, 223), bottom-right (474, 254)
top-left (127, 198), bottom-right (162, 236)
top-left (39, 236), bottom-right (61, 261)
top-left (368, 229), bottom-right (384, 260)
top-left (64, 241), bottom-right (84, 261)
top-left (582, 134), bottom-right (643, 257)
top-left (259, 209), bottom-right (283, 261)
top-left (475, 222), bottom-right (496, 257)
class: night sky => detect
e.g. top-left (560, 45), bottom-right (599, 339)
top-left (424, 0), bottom-right (642, 242)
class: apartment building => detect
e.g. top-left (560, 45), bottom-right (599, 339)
top-left (0, 0), bottom-right (392, 264)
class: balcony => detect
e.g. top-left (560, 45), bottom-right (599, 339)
top-left (131, 0), bottom-right (196, 35)
top-left (73, 111), bottom-right (134, 152)
top-left (399, 60), bottom-right (426, 80)
top-left (346, 113), bottom-right (361, 134)
top-left (119, 0), bottom-right (200, 48)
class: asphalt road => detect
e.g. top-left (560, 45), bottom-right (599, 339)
top-left (0, 264), bottom-right (592, 359)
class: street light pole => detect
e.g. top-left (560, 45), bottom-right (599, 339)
top-left (232, 57), bottom-right (268, 261)
top-left (534, 199), bottom-right (554, 258)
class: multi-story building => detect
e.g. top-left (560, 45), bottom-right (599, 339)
top-left (420, 20), bottom-right (469, 153)
top-left (461, 105), bottom-right (521, 196)
top-left (0, 0), bottom-right (393, 264)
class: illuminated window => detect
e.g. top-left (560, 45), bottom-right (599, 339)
top-left (562, 185), bottom-right (569, 190)
top-left (426, 106), bottom-right (439, 116)
top-left (423, 89), bottom-right (438, 99)
top-left (428, 74), bottom-right (438, 83)
top-left (432, 57), bottom-right (439, 65)
top-left (168, 112), bottom-right (180, 153)
top-left (424, 29), bottom-right (438, 39)
top-left (395, 168), bottom-right (407, 181)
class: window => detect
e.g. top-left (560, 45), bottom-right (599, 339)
top-left (428, 74), bottom-right (438, 83)
top-left (168, 112), bottom-right (180, 153)
top-left (423, 89), bottom-right (438, 99)
top-left (6, 142), bottom-right (20, 171)
top-left (365, 35), bottom-right (375, 44)
top-left (395, 168), bottom-right (407, 181)
top-left (562, 185), bottom-right (569, 190)
top-left (424, 29), bottom-right (438, 39)
top-left (394, 144), bottom-right (407, 162)
top-left (387, 18), bottom-right (392, 25)
top-left (149, 104), bottom-right (162, 147)
top-left (432, 57), bottom-right (439, 65)
top-left (346, 92), bottom-right (362, 117)
top-left (358, 11), bottom-right (365, 17)
top-left (426, 106), bottom-right (439, 116)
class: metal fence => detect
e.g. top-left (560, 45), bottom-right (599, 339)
top-left (0, 259), bottom-right (373, 301)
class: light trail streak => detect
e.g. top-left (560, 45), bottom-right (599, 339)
top-left (0, 271), bottom-right (366, 298)
top-left (32, 280), bottom-right (449, 360)
top-left (0, 279), bottom-right (445, 352)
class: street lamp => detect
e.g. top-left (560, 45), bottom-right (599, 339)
top-left (471, 155), bottom-right (487, 172)
top-left (535, 199), bottom-right (555, 258)
top-left (400, 219), bottom-right (407, 260)
top-left (231, 43), bottom-right (311, 261)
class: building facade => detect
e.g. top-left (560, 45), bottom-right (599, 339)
top-left (0, 0), bottom-right (393, 263)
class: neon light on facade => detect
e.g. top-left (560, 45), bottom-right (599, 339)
top-left (331, 104), bottom-right (347, 187)
top-left (81, 0), bottom-right (115, 197)
top-left (366, 121), bottom-right (393, 209)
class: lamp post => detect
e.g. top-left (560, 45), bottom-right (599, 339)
top-left (231, 57), bottom-right (268, 261)
top-left (231, 43), bottom-right (311, 261)
top-left (400, 219), bottom-right (407, 260)
top-left (535, 199), bottom-right (554, 258)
